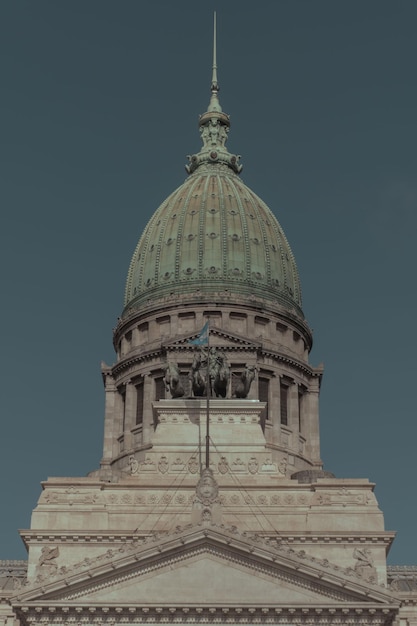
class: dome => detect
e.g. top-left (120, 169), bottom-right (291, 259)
top-left (123, 51), bottom-right (303, 320)
top-left (124, 165), bottom-right (302, 316)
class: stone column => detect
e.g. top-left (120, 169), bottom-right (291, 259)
top-left (288, 381), bottom-right (300, 434)
top-left (271, 375), bottom-right (281, 445)
top-left (114, 386), bottom-right (126, 452)
top-left (298, 386), bottom-right (308, 437)
top-left (100, 370), bottom-right (117, 469)
top-left (124, 380), bottom-right (136, 450)
top-left (142, 373), bottom-right (154, 447)
top-left (304, 376), bottom-right (322, 466)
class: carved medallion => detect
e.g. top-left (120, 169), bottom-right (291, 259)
top-left (158, 456), bottom-right (169, 474)
top-left (218, 456), bottom-right (229, 474)
top-left (196, 468), bottom-right (219, 505)
top-left (188, 456), bottom-right (199, 474)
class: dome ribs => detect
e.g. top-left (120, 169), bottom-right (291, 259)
top-left (269, 216), bottom-right (302, 307)
top-left (152, 197), bottom-right (170, 290)
top-left (226, 177), bottom-right (251, 283)
top-left (202, 175), bottom-right (222, 279)
top-left (172, 176), bottom-right (199, 285)
top-left (217, 176), bottom-right (228, 280)
top-left (242, 191), bottom-right (268, 286)
top-left (247, 191), bottom-right (272, 287)
top-left (125, 197), bottom-right (169, 305)
top-left (197, 174), bottom-right (211, 280)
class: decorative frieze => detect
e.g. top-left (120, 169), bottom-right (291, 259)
top-left (124, 454), bottom-right (295, 477)
top-left (311, 488), bottom-right (372, 507)
top-left (41, 490), bottom-right (101, 505)
top-left (37, 487), bottom-right (375, 509)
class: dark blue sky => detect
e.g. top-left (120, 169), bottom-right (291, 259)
top-left (1, 0), bottom-right (417, 563)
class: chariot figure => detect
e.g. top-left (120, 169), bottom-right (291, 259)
top-left (189, 347), bottom-right (230, 398)
top-left (189, 351), bottom-right (206, 397)
top-left (163, 362), bottom-right (185, 398)
top-left (208, 347), bottom-right (230, 398)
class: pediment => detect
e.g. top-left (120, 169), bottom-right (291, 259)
top-left (164, 327), bottom-right (261, 351)
top-left (13, 525), bottom-right (397, 609)
top-left (28, 553), bottom-right (363, 605)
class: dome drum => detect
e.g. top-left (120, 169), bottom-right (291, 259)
top-left (104, 294), bottom-right (322, 478)
top-left (115, 296), bottom-right (313, 357)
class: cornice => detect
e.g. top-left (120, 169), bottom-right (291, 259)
top-left (388, 566), bottom-right (417, 573)
top-left (20, 530), bottom-right (395, 548)
top-left (15, 525), bottom-right (397, 605)
top-left (111, 331), bottom-right (318, 380)
top-left (261, 349), bottom-right (322, 378)
top-left (15, 604), bottom-right (399, 625)
top-left (111, 348), bottom-right (162, 377)
top-left (394, 597), bottom-right (417, 606)
top-left (0, 560), bottom-right (27, 572)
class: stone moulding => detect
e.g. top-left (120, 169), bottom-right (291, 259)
top-left (111, 342), bottom-right (317, 379)
top-left (20, 531), bottom-right (395, 547)
top-left (15, 525), bottom-right (396, 601)
top-left (15, 604), bottom-right (399, 625)
top-left (118, 288), bottom-right (309, 331)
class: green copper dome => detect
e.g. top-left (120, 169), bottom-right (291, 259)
top-left (124, 166), bottom-right (302, 316)
top-left (124, 32), bottom-right (303, 319)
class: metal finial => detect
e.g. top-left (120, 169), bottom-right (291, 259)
top-left (185, 11), bottom-right (243, 176)
top-left (207, 12), bottom-right (221, 113)
top-left (211, 12), bottom-right (218, 91)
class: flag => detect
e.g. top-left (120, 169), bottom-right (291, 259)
top-left (188, 321), bottom-right (209, 345)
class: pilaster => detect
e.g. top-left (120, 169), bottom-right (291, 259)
top-left (304, 376), bottom-right (321, 466)
top-left (142, 374), bottom-right (153, 447)
top-left (100, 370), bottom-right (118, 470)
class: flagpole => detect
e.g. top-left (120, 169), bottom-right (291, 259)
top-left (189, 321), bottom-right (210, 476)
top-left (205, 317), bottom-right (210, 470)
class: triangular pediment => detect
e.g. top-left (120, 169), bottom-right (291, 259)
top-left (13, 525), bottom-right (397, 609)
top-left (30, 552), bottom-right (362, 606)
top-left (164, 327), bottom-right (261, 351)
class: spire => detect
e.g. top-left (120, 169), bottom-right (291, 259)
top-left (185, 13), bottom-right (242, 176)
top-left (208, 12), bottom-right (222, 114)
top-left (212, 12), bottom-right (218, 89)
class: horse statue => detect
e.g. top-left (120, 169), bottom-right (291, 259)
top-left (189, 351), bottom-right (206, 397)
top-left (208, 347), bottom-right (230, 398)
top-left (234, 364), bottom-right (257, 398)
top-left (163, 362), bottom-right (185, 398)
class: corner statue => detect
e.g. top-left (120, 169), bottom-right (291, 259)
top-left (234, 364), bottom-right (256, 399)
top-left (163, 362), bottom-right (185, 398)
top-left (189, 347), bottom-right (230, 398)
